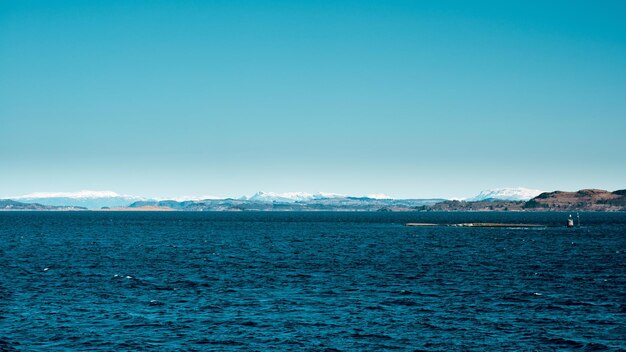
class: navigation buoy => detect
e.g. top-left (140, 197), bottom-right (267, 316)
top-left (567, 215), bottom-right (574, 228)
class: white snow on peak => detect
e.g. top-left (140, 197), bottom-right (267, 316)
top-left (466, 187), bottom-right (543, 201)
top-left (366, 193), bottom-right (393, 200)
top-left (248, 191), bottom-right (314, 203)
top-left (312, 192), bottom-right (346, 199)
top-left (9, 190), bottom-right (141, 200)
top-left (246, 191), bottom-right (347, 203)
top-left (3, 190), bottom-right (147, 209)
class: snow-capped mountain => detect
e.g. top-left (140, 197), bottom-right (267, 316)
top-left (8, 190), bottom-right (146, 209)
top-left (243, 191), bottom-right (396, 203)
top-left (366, 193), bottom-right (393, 200)
top-left (466, 187), bottom-right (543, 202)
top-left (4, 190), bottom-right (414, 207)
top-left (247, 191), bottom-right (313, 203)
top-left (245, 191), bottom-right (346, 203)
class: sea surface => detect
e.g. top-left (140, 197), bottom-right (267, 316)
top-left (1, 211), bottom-right (624, 351)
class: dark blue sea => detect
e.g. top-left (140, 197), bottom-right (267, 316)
top-left (1, 212), bottom-right (624, 351)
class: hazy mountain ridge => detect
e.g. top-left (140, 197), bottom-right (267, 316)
top-left (2, 190), bottom-right (440, 210)
top-left (434, 189), bottom-right (626, 212)
top-left (128, 189), bottom-right (626, 212)
top-left (430, 200), bottom-right (526, 211)
top-left (465, 187), bottom-right (544, 201)
top-left (3, 188), bottom-right (625, 211)
top-left (128, 197), bottom-right (446, 212)
top-left (0, 199), bottom-right (86, 210)
top-left (6, 190), bottom-right (145, 209)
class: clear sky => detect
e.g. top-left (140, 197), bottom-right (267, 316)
top-left (1, 0), bottom-right (625, 199)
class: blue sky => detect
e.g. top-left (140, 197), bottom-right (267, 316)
top-left (1, 0), bottom-right (625, 199)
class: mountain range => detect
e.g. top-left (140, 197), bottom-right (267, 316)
top-left (6, 191), bottom-right (143, 209)
top-left (1, 188), bottom-right (624, 211)
top-left (0, 190), bottom-right (435, 209)
top-left (1, 188), bottom-right (537, 209)
top-left (127, 197), bottom-right (444, 212)
top-left (0, 199), bottom-right (85, 211)
top-left (465, 187), bottom-right (544, 201)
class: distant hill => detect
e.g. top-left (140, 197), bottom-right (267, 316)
top-left (524, 189), bottom-right (626, 211)
top-left (127, 197), bottom-right (446, 212)
top-left (4, 189), bottom-right (624, 212)
top-left (6, 191), bottom-right (144, 209)
top-left (465, 187), bottom-right (543, 201)
top-left (0, 199), bottom-right (86, 210)
top-left (118, 188), bottom-right (626, 212)
top-left (430, 200), bottom-right (526, 211)
top-left (433, 189), bottom-right (626, 212)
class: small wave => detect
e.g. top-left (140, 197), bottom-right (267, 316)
top-left (382, 298), bottom-right (418, 306)
top-left (0, 338), bottom-right (20, 352)
top-left (350, 333), bottom-right (393, 340)
top-left (239, 321), bottom-right (258, 327)
top-left (541, 337), bottom-right (585, 348)
top-left (194, 339), bottom-right (245, 346)
top-left (583, 342), bottom-right (611, 351)
top-left (287, 273), bottom-right (312, 279)
top-left (557, 299), bottom-right (595, 307)
top-left (170, 279), bottom-right (211, 288)
top-left (543, 304), bottom-right (566, 311)
top-left (501, 293), bottom-right (532, 302)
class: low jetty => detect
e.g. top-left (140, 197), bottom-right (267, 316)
top-left (405, 223), bottom-right (545, 228)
